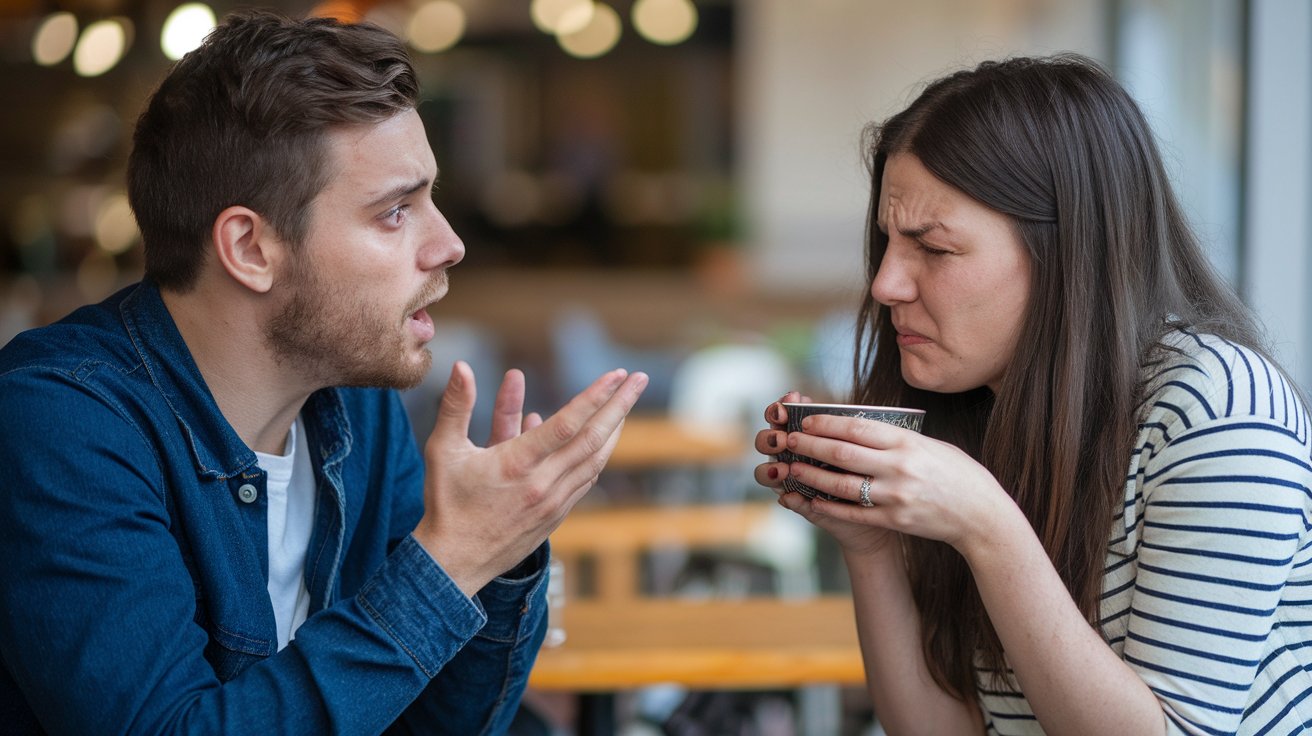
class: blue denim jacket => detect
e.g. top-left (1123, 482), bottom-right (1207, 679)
top-left (0, 281), bottom-right (548, 735)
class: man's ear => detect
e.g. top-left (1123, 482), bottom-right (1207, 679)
top-left (210, 206), bottom-right (285, 294)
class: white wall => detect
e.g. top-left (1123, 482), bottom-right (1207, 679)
top-left (735, 0), bottom-right (1107, 292)
top-left (1243, 0), bottom-right (1312, 387)
top-left (1116, 0), bottom-right (1245, 286)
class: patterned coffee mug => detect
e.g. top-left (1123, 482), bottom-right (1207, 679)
top-left (778, 402), bottom-right (925, 503)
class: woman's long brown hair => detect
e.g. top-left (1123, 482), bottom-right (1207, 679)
top-left (852, 55), bottom-right (1270, 699)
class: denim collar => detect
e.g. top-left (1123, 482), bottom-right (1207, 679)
top-left (119, 281), bottom-right (352, 481)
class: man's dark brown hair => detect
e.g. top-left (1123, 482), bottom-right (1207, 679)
top-left (127, 10), bottom-right (419, 291)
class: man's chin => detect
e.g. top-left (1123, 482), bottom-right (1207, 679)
top-left (387, 347), bottom-right (433, 390)
top-left (337, 348), bottom-right (432, 391)
top-left (394, 352), bottom-right (432, 390)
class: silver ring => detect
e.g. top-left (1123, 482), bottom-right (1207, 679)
top-left (859, 476), bottom-right (874, 507)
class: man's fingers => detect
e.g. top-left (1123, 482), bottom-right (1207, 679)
top-left (432, 361), bottom-right (477, 445)
top-left (554, 415), bottom-right (628, 506)
top-left (519, 368), bottom-right (631, 459)
top-left (487, 369), bottom-right (527, 446)
top-left (541, 372), bottom-right (647, 483)
top-left (522, 412), bottom-right (543, 433)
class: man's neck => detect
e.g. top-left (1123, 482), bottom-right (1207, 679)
top-left (161, 282), bottom-right (314, 456)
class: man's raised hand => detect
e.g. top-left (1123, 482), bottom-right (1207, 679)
top-left (413, 361), bottom-right (647, 596)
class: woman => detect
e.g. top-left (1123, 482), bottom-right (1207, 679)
top-left (755, 55), bottom-right (1312, 735)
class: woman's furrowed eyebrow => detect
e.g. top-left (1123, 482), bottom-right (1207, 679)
top-left (897, 221), bottom-right (947, 238)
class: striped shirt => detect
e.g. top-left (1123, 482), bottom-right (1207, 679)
top-left (977, 331), bottom-right (1312, 735)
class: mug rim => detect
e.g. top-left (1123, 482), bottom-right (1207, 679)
top-left (781, 402), bottom-right (925, 415)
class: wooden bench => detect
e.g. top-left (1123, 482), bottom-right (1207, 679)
top-left (531, 502), bottom-right (864, 690)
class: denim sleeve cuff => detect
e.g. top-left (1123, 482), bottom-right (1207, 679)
top-left (357, 534), bottom-right (486, 678)
top-left (474, 542), bottom-right (549, 644)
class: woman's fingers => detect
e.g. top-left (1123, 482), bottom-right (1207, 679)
top-left (753, 460), bottom-right (790, 489)
top-left (797, 413), bottom-right (906, 449)
top-left (763, 391), bottom-right (804, 428)
top-left (784, 431), bottom-right (872, 476)
top-left (785, 416), bottom-right (918, 476)
top-left (754, 428), bottom-right (788, 456)
top-left (786, 461), bottom-right (873, 504)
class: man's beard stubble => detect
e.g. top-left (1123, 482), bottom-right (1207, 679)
top-left (264, 259), bottom-right (440, 390)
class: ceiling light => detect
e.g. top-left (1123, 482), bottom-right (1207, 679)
top-left (408, 0), bottom-right (466, 53)
top-left (73, 19), bottom-right (129, 78)
top-left (32, 12), bottom-right (78, 66)
top-left (558, 2), bottom-right (620, 59)
top-left (161, 3), bottom-right (216, 61)
top-left (632, 0), bottom-right (697, 46)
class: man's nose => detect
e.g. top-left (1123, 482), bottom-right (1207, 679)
top-left (420, 202), bottom-right (464, 271)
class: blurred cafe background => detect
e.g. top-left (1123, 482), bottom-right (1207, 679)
top-left (0, 0), bottom-right (1309, 734)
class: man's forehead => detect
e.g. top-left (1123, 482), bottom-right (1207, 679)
top-left (319, 111), bottom-right (438, 200)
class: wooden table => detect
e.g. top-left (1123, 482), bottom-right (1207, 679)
top-left (531, 502), bottom-right (865, 734)
top-left (529, 597), bottom-right (863, 691)
top-left (546, 502), bottom-right (781, 603)
top-left (607, 415), bottom-right (746, 471)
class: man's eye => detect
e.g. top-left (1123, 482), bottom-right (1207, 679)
top-left (383, 205), bottom-right (409, 225)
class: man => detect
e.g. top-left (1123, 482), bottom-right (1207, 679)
top-left (0, 10), bottom-right (646, 734)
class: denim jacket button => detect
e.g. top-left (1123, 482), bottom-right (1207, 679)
top-left (237, 484), bottom-right (258, 503)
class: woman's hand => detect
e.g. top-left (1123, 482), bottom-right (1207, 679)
top-left (755, 395), bottom-right (899, 557)
top-left (752, 391), bottom-right (805, 493)
top-left (774, 410), bottom-right (1015, 556)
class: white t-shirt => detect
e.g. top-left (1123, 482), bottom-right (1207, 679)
top-left (254, 419), bottom-right (316, 651)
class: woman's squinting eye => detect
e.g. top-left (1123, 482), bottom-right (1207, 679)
top-left (917, 240), bottom-right (952, 256)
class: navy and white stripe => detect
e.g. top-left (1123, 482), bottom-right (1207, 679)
top-left (977, 332), bottom-right (1312, 734)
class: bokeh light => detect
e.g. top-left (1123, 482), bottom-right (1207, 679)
top-left (407, 0), bottom-right (466, 54)
top-left (161, 3), bottom-right (217, 61)
top-left (632, 0), bottom-right (698, 46)
top-left (32, 12), bottom-right (78, 66)
top-left (558, 2), bottom-right (621, 59)
top-left (94, 192), bottom-right (139, 255)
top-left (73, 19), bottom-right (129, 77)
top-left (531, 0), bottom-right (595, 35)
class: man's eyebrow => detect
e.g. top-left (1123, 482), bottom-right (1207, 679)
top-left (363, 175), bottom-right (436, 210)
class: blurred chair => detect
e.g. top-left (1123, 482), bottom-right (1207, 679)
top-left (663, 341), bottom-right (818, 598)
top-left (666, 341), bottom-right (795, 507)
top-left (550, 306), bottom-right (681, 411)
top-left (667, 341), bottom-right (795, 441)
